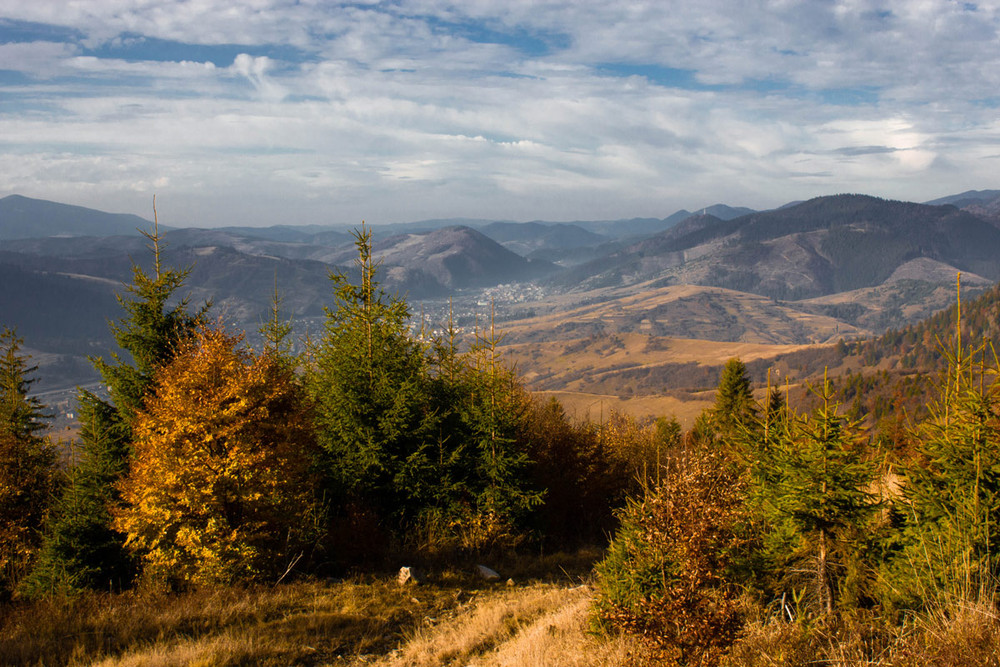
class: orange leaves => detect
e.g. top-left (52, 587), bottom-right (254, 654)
top-left (114, 326), bottom-right (319, 588)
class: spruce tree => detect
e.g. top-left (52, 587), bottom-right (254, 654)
top-left (0, 327), bottom-right (57, 597)
top-left (0, 327), bottom-right (48, 439)
top-left (898, 337), bottom-right (1000, 603)
top-left (26, 206), bottom-right (203, 594)
top-left (456, 306), bottom-right (541, 549)
top-left (306, 224), bottom-right (437, 526)
top-left (23, 393), bottom-right (135, 595)
top-left (744, 376), bottom-right (878, 614)
top-left (713, 358), bottom-right (756, 443)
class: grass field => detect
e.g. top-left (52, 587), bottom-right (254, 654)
top-left (0, 555), bottom-right (645, 667)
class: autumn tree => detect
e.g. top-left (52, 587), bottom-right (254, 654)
top-left (0, 327), bottom-right (57, 596)
top-left (114, 326), bottom-right (319, 587)
top-left (594, 445), bottom-right (749, 664)
top-left (519, 398), bottom-right (627, 547)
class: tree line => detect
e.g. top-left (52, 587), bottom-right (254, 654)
top-left (594, 325), bottom-right (1000, 663)
top-left (0, 222), bottom-right (667, 596)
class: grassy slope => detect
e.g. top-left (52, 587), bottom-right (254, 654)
top-left (0, 574), bottom-right (642, 667)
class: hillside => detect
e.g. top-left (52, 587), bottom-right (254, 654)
top-left (549, 195), bottom-right (1000, 302)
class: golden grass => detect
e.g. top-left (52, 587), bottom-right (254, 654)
top-left (6, 567), bottom-right (1000, 666)
top-left (374, 584), bottom-right (645, 667)
top-left (1, 578), bottom-right (469, 666)
top-left (500, 282), bottom-right (859, 346)
top-left (0, 554), bottom-right (645, 667)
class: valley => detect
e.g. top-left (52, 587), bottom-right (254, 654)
top-left (2, 189), bottom-right (1000, 433)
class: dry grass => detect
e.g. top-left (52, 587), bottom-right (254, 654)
top-left (0, 577), bottom-right (470, 666)
top-left (500, 283), bottom-right (860, 346)
top-left (722, 595), bottom-right (1000, 667)
top-left (374, 583), bottom-right (645, 667)
top-left (531, 389), bottom-right (712, 428)
top-left (0, 555), bottom-right (645, 667)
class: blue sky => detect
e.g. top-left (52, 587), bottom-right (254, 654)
top-left (1, 1), bottom-right (999, 227)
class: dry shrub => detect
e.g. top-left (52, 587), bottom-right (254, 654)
top-left (593, 446), bottom-right (748, 666)
top-left (893, 596), bottom-right (1000, 667)
top-left (721, 620), bottom-right (816, 667)
top-left (723, 597), bottom-right (1000, 667)
top-left (723, 611), bottom-right (900, 667)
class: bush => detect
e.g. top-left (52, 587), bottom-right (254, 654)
top-left (593, 446), bottom-right (749, 665)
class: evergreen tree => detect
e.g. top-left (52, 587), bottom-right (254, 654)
top-left (306, 224), bottom-right (437, 526)
top-left (23, 394), bottom-right (135, 595)
top-left (259, 274), bottom-right (295, 359)
top-left (94, 212), bottom-right (204, 426)
top-left (745, 376), bottom-right (878, 614)
top-left (27, 206), bottom-right (203, 594)
top-left (897, 338), bottom-right (1000, 603)
top-left (454, 308), bottom-right (541, 550)
top-left (0, 327), bottom-right (48, 439)
top-left (0, 328), bottom-right (57, 597)
top-left (713, 358), bottom-right (756, 441)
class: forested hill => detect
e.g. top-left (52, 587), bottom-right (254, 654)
top-left (759, 277), bottom-right (998, 382)
top-left (547, 194), bottom-right (1000, 298)
top-left (0, 194), bottom-right (155, 239)
top-left (730, 278), bottom-right (1000, 439)
top-left (856, 277), bottom-right (1000, 371)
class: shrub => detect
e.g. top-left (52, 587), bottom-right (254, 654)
top-left (593, 446), bottom-right (749, 665)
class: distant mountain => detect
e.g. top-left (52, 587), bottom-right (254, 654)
top-left (0, 194), bottom-right (156, 240)
top-left (359, 226), bottom-right (557, 292)
top-left (1, 223), bottom-right (557, 354)
top-left (0, 259), bottom-right (120, 353)
top-left (479, 221), bottom-right (609, 263)
top-left (924, 190), bottom-right (1000, 208)
top-left (692, 204), bottom-right (756, 220)
top-left (215, 225), bottom-right (352, 245)
top-left (550, 195), bottom-right (1000, 302)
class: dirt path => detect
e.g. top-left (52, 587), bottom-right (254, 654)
top-left (368, 584), bottom-right (641, 667)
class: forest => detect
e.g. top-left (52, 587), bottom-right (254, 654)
top-left (2, 222), bottom-right (1000, 665)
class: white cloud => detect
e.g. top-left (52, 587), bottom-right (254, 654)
top-left (1, 0), bottom-right (999, 223)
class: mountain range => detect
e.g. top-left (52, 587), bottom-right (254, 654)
top-left (3, 190), bottom-right (1000, 395)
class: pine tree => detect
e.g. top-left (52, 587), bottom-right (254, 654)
top-left (0, 327), bottom-right (48, 439)
top-left (745, 376), bottom-right (878, 614)
top-left (0, 328), bottom-right (57, 597)
top-left (22, 393), bottom-right (135, 595)
top-left (455, 305), bottom-right (541, 550)
top-left (898, 335), bottom-right (1000, 603)
top-left (259, 274), bottom-right (295, 359)
top-left (93, 207), bottom-right (204, 426)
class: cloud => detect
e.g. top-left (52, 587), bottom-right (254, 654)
top-left (0, 1), bottom-right (999, 223)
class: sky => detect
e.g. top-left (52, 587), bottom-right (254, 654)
top-left (1, 1), bottom-right (999, 228)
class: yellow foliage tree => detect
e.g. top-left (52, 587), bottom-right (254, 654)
top-left (114, 326), bottom-right (319, 587)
